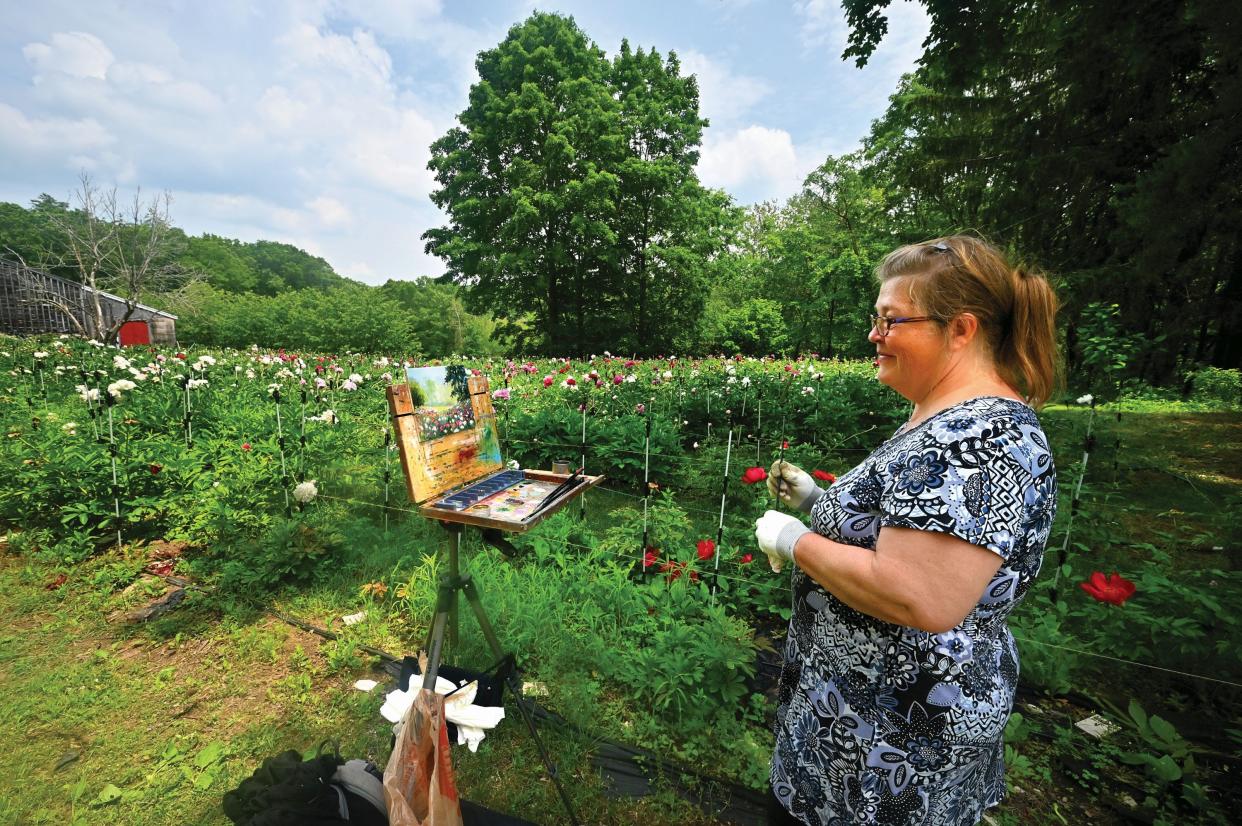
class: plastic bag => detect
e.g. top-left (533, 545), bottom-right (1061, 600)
top-left (383, 687), bottom-right (464, 826)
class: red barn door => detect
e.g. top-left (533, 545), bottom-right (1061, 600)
top-left (119, 320), bottom-right (151, 346)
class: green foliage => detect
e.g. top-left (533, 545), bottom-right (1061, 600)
top-left (1186, 367), bottom-right (1241, 407)
top-left (847, 0), bottom-right (1242, 381)
top-left (378, 279), bottom-right (503, 356)
top-left (700, 298), bottom-right (789, 356)
top-left (174, 283), bottom-right (415, 353)
top-left (214, 514), bottom-right (344, 594)
top-left (424, 12), bottom-right (734, 355)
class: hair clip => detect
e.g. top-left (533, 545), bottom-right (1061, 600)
top-left (931, 241), bottom-right (950, 252)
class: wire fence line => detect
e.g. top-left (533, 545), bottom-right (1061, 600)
top-left (311, 488), bottom-right (1241, 692)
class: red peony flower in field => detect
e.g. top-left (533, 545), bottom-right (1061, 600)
top-left (149, 463), bottom-right (162, 475)
top-left (613, 374), bottom-right (624, 385)
top-left (741, 466), bottom-right (767, 485)
top-left (543, 376), bottom-right (554, 387)
top-left (812, 470), bottom-right (836, 483)
top-left (624, 360), bottom-right (636, 368)
top-left (175, 352), bottom-right (186, 359)
top-left (689, 570), bottom-right (700, 583)
top-left (643, 547), bottom-right (659, 567)
top-left (242, 442), bottom-right (252, 451)
top-left (696, 539), bottom-right (715, 561)
top-left (1080, 572), bottom-right (1137, 606)
top-left (565, 377), bottom-right (576, 385)
top-left (659, 560), bottom-right (685, 582)
top-left (739, 553), bottom-right (754, 564)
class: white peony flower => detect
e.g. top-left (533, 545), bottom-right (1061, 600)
top-left (113, 355), bottom-right (131, 370)
top-left (341, 380), bottom-right (358, 391)
top-left (292, 480), bottom-right (318, 503)
top-left (107, 379), bottom-right (138, 398)
top-left (186, 378), bottom-right (208, 390)
top-left (1076, 394), bottom-right (1094, 405)
top-left (309, 409), bottom-right (338, 424)
top-left (34, 351), bottom-right (50, 359)
top-left (62, 422), bottom-right (78, 434)
top-left (348, 373), bottom-right (364, 384)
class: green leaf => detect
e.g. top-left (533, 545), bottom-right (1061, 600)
top-left (1148, 715), bottom-right (1179, 747)
top-left (93, 783), bottom-right (123, 806)
top-left (193, 741), bottom-right (226, 768)
top-left (1150, 754), bottom-right (1182, 782)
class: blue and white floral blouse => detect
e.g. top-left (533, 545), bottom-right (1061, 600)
top-left (771, 396), bottom-right (1058, 825)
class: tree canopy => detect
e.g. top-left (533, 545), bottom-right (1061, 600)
top-left (424, 12), bottom-right (735, 356)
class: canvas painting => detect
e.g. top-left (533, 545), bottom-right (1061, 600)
top-left (406, 365), bottom-right (477, 441)
top-left (393, 366), bottom-right (503, 503)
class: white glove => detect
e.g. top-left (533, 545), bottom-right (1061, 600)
top-left (767, 460), bottom-right (825, 514)
top-left (755, 509), bottom-right (812, 573)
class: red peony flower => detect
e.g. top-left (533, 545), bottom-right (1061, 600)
top-left (1080, 571), bottom-right (1137, 606)
top-left (658, 560), bottom-right (683, 582)
top-left (613, 374), bottom-right (624, 385)
top-left (149, 463), bottom-right (162, 475)
top-left (643, 547), bottom-right (659, 567)
top-left (242, 442), bottom-right (252, 451)
top-left (741, 466), bottom-right (767, 485)
top-left (689, 570), bottom-right (700, 583)
top-left (739, 553), bottom-right (754, 564)
top-left (543, 376), bottom-right (554, 387)
top-left (696, 539), bottom-right (715, 561)
top-left (812, 470), bottom-right (836, 483)
top-left (565, 377), bottom-right (576, 385)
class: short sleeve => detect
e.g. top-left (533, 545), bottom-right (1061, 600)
top-left (878, 417), bottom-right (1034, 561)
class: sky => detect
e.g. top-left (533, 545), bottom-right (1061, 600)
top-left (0, 1), bottom-right (929, 285)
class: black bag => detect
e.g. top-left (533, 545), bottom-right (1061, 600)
top-left (223, 747), bottom-right (387, 826)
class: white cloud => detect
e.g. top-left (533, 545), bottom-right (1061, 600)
top-left (0, 102), bottom-right (114, 157)
top-left (307, 195), bottom-right (351, 228)
top-left (679, 49), bottom-right (769, 127)
top-left (698, 125), bottom-right (799, 198)
top-left (794, 0), bottom-right (842, 49)
top-left (22, 31), bottom-right (114, 79)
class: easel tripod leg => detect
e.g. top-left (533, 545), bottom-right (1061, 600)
top-left (459, 578), bottom-right (581, 826)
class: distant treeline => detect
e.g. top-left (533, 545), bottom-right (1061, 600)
top-left (0, 196), bottom-right (501, 357)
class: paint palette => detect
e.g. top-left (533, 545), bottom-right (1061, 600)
top-left (431, 469), bottom-right (526, 511)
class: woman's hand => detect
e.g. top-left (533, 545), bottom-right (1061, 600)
top-left (767, 460), bottom-right (825, 513)
top-left (754, 510), bottom-right (812, 572)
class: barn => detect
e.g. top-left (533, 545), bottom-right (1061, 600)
top-left (0, 258), bottom-right (177, 346)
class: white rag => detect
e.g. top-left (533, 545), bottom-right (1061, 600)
top-left (381, 677), bottom-right (506, 753)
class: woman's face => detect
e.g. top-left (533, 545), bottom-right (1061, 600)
top-left (869, 276), bottom-right (949, 401)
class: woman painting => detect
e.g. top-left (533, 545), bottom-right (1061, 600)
top-left (754, 235), bottom-right (1060, 825)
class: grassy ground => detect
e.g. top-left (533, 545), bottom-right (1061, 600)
top-left (1, 406), bottom-right (1239, 825)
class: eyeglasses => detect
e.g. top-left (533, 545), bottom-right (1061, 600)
top-left (869, 314), bottom-right (943, 337)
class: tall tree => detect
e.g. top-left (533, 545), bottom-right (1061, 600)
top-left (845, 0), bottom-right (1242, 377)
top-left (425, 13), bottom-right (733, 355)
top-left (609, 41), bottom-right (735, 354)
top-left (424, 13), bottom-right (623, 354)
